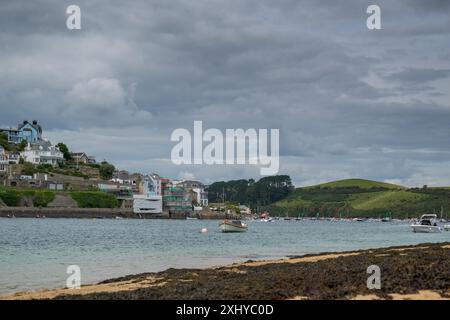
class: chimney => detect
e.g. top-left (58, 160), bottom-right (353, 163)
top-left (32, 120), bottom-right (38, 125)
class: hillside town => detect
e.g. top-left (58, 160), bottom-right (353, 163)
top-left (0, 120), bottom-right (244, 218)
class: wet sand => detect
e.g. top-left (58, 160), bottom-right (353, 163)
top-left (2, 242), bottom-right (449, 300)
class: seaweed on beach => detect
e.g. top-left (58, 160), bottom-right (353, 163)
top-left (53, 242), bottom-right (450, 300)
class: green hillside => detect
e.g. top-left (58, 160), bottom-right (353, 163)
top-left (265, 179), bottom-right (450, 219)
top-left (313, 178), bottom-right (404, 190)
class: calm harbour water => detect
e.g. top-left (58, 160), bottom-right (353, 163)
top-left (0, 218), bottom-right (448, 295)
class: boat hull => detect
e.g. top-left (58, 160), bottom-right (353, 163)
top-left (411, 225), bottom-right (442, 233)
top-left (219, 222), bottom-right (248, 233)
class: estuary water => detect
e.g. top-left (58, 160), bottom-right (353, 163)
top-left (0, 218), bottom-right (448, 295)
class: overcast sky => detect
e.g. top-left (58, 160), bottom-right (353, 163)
top-left (1, 0), bottom-right (450, 187)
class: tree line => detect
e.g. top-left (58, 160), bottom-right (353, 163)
top-left (207, 175), bottom-right (294, 209)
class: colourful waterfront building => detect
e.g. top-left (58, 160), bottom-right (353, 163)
top-left (133, 173), bottom-right (163, 214)
top-left (163, 186), bottom-right (192, 214)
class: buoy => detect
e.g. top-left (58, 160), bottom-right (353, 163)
top-left (201, 228), bottom-right (208, 233)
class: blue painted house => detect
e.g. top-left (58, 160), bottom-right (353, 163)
top-left (0, 120), bottom-right (43, 144)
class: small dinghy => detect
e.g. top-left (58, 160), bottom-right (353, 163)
top-left (411, 214), bottom-right (442, 233)
top-left (219, 220), bottom-right (248, 233)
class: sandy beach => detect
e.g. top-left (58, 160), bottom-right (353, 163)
top-left (2, 242), bottom-right (449, 300)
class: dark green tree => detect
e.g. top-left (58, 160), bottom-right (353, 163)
top-left (21, 162), bottom-right (36, 176)
top-left (99, 161), bottom-right (115, 180)
top-left (56, 142), bottom-right (72, 161)
top-left (207, 175), bottom-right (294, 209)
top-left (15, 140), bottom-right (28, 152)
top-left (0, 132), bottom-right (11, 151)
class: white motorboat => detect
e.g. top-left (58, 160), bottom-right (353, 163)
top-left (219, 220), bottom-right (248, 233)
top-left (444, 225), bottom-right (450, 231)
top-left (411, 214), bottom-right (442, 233)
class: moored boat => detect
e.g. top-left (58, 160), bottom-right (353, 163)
top-left (444, 225), bottom-right (450, 231)
top-left (411, 214), bottom-right (442, 233)
top-left (219, 220), bottom-right (248, 233)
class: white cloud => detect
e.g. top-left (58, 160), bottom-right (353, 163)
top-left (65, 78), bottom-right (126, 109)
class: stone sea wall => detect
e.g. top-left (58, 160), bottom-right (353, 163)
top-left (0, 207), bottom-right (233, 219)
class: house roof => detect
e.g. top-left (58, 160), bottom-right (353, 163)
top-left (113, 170), bottom-right (133, 180)
top-left (71, 152), bottom-right (88, 157)
top-left (18, 120), bottom-right (42, 134)
top-left (0, 128), bottom-right (19, 133)
top-left (26, 140), bottom-right (58, 152)
top-left (181, 180), bottom-right (205, 188)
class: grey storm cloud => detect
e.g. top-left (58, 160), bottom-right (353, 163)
top-left (0, 0), bottom-right (450, 186)
top-left (386, 68), bottom-right (450, 84)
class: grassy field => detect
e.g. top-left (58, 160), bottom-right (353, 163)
top-left (313, 178), bottom-right (404, 190)
top-left (265, 179), bottom-right (450, 218)
top-left (70, 192), bottom-right (119, 208)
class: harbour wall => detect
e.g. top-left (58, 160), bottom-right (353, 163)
top-left (0, 207), bottom-right (237, 220)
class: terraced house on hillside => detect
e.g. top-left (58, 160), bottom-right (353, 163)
top-left (20, 140), bottom-right (64, 166)
top-left (0, 146), bottom-right (7, 173)
top-left (70, 152), bottom-right (96, 165)
top-left (0, 147), bottom-right (20, 175)
top-left (0, 120), bottom-right (43, 144)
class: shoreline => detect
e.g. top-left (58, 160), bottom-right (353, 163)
top-left (0, 207), bottom-right (235, 220)
top-left (0, 209), bottom-right (417, 220)
top-left (2, 242), bottom-right (449, 300)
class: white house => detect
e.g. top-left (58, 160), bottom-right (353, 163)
top-left (133, 194), bottom-right (163, 214)
top-left (20, 140), bottom-right (64, 166)
top-left (133, 173), bottom-right (163, 214)
top-left (0, 147), bottom-right (7, 173)
top-left (238, 205), bottom-right (252, 215)
top-left (7, 153), bottom-right (20, 164)
top-left (192, 187), bottom-right (208, 206)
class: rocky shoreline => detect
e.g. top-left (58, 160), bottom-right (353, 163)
top-left (3, 242), bottom-right (449, 300)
